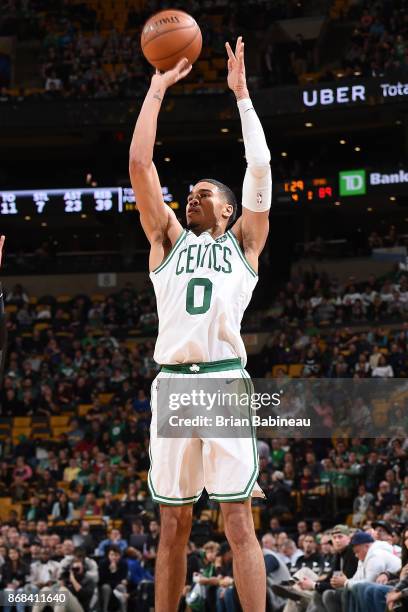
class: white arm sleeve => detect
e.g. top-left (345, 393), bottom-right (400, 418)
top-left (238, 97), bottom-right (272, 212)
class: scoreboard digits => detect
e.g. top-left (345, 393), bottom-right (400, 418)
top-left (0, 185), bottom-right (177, 217)
top-left (0, 188), bottom-right (122, 217)
top-left (1, 193), bottom-right (18, 215)
top-left (282, 177), bottom-right (336, 203)
top-left (94, 191), bottom-right (113, 212)
top-left (64, 191), bottom-right (82, 213)
top-left (33, 192), bottom-right (49, 214)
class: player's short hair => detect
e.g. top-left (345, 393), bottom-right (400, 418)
top-left (197, 178), bottom-right (237, 228)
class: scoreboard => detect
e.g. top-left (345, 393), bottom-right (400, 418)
top-left (0, 186), bottom-right (178, 217)
top-left (0, 187), bottom-right (122, 217)
top-left (277, 177), bottom-right (337, 204)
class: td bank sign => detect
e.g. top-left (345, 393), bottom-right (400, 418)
top-left (339, 168), bottom-right (408, 196)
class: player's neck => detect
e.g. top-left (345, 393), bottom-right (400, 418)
top-left (189, 224), bottom-right (227, 239)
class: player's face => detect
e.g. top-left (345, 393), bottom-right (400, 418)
top-left (186, 181), bottom-right (231, 232)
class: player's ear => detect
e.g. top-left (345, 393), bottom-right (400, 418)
top-left (222, 203), bottom-right (233, 220)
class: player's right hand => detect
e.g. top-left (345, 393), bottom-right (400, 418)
top-left (152, 57), bottom-right (192, 91)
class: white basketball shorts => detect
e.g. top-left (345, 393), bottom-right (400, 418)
top-left (148, 358), bottom-right (264, 505)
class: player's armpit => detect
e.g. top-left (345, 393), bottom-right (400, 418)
top-left (129, 159), bottom-right (182, 245)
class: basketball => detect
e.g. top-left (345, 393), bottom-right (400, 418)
top-left (141, 9), bottom-right (202, 72)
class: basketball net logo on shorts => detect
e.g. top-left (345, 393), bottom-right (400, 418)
top-left (189, 364), bottom-right (200, 372)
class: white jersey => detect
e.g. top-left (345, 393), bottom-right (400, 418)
top-left (150, 229), bottom-right (258, 366)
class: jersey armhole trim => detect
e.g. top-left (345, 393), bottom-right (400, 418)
top-left (227, 230), bottom-right (258, 278)
top-left (152, 229), bottom-right (187, 275)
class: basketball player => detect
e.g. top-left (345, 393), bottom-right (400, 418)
top-left (129, 38), bottom-right (271, 611)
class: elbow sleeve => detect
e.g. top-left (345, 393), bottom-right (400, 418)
top-left (238, 98), bottom-right (272, 211)
top-left (242, 164), bottom-right (272, 212)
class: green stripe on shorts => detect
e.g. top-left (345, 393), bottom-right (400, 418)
top-left (161, 358), bottom-right (242, 374)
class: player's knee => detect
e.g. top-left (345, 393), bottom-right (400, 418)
top-left (223, 508), bottom-right (254, 550)
top-left (159, 505), bottom-right (192, 546)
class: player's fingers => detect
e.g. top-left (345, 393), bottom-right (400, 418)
top-left (179, 63), bottom-right (192, 79)
top-left (175, 56), bottom-right (189, 72)
top-left (225, 42), bottom-right (235, 62)
top-left (235, 35), bottom-right (242, 56)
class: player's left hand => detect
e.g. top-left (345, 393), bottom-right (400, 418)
top-left (225, 36), bottom-right (249, 100)
top-left (152, 57), bottom-right (192, 91)
top-left (0, 236), bottom-right (5, 268)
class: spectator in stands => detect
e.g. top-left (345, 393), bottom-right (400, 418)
top-left (318, 533), bottom-right (332, 562)
top-left (327, 531), bottom-right (401, 612)
top-left (348, 525), bottom-right (408, 612)
top-left (265, 470), bottom-right (292, 517)
top-left (2, 547), bottom-right (29, 612)
top-left (6, 284), bottom-right (29, 306)
top-left (185, 541), bottom-right (220, 610)
top-left (44, 556), bottom-right (95, 612)
top-left (25, 547), bottom-right (60, 597)
top-left (128, 519), bottom-right (148, 553)
top-left (372, 354), bottom-right (394, 378)
top-left (374, 481), bottom-right (397, 515)
top-left (101, 491), bottom-right (119, 520)
top-left (298, 524), bottom-right (358, 611)
top-left (26, 497), bottom-right (48, 522)
top-left (10, 476), bottom-right (29, 502)
top-left (67, 419), bottom-right (84, 448)
top-left (278, 539), bottom-right (303, 570)
top-left (97, 529), bottom-right (128, 558)
top-left (143, 520), bottom-right (160, 571)
top-left (118, 482), bottom-right (144, 519)
top-left (352, 484), bottom-right (375, 526)
top-left (59, 546), bottom-right (98, 586)
top-left (13, 457), bottom-right (32, 482)
top-left (71, 522), bottom-right (95, 555)
top-left (78, 493), bottom-right (101, 518)
top-left (295, 534), bottom-right (324, 573)
top-left (51, 492), bottom-right (75, 523)
top-left (98, 545), bottom-right (128, 612)
top-left (132, 388), bottom-right (150, 415)
top-left (125, 545), bottom-right (153, 595)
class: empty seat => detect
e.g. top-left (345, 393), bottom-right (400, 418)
top-left (50, 416), bottom-right (70, 427)
top-left (13, 417), bottom-right (31, 428)
top-left (288, 364), bottom-right (304, 378)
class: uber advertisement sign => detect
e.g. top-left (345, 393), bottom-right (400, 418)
top-left (339, 168), bottom-right (408, 197)
top-left (301, 78), bottom-right (408, 110)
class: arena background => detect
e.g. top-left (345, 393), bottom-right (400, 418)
top-left (0, 0), bottom-right (408, 610)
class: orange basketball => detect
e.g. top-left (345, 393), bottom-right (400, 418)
top-left (141, 9), bottom-right (202, 72)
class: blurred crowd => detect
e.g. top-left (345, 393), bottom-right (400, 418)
top-left (1, 0), bottom-right (332, 98)
top-left (261, 268), bottom-right (408, 332)
top-left (2, 430), bottom-right (408, 611)
top-left (1, 0), bottom-right (408, 99)
top-left (0, 275), bottom-right (408, 610)
top-left (341, 0), bottom-right (408, 80)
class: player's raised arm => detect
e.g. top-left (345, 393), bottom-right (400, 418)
top-left (129, 59), bottom-right (191, 252)
top-left (226, 37), bottom-right (271, 271)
